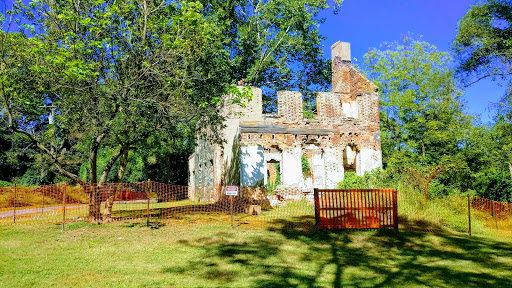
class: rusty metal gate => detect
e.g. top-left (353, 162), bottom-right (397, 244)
top-left (314, 189), bottom-right (398, 230)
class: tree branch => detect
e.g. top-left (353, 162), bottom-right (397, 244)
top-left (463, 71), bottom-right (512, 88)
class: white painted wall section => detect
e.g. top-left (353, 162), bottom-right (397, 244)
top-left (281, 147), bottom-right (302, 186)
top-left (341, 100), bottom-right (358, 118)
top-left (324, 147), bottom-right (344, 189)
top-left (240, 146), bottom-right (265, 187)
top-left (359, 148), bottom-right (382, 175)
top-left (188, 154), bottom-right (196, 200)
top-left (300, 176), bottom-right (313, 192)
top-left (312, 149), bottom-right (325, 189)
top-left (222, 119), bottom-right (240, 165)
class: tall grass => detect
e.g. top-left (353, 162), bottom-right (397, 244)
top-left (397, 182), bottom-right (512, 238)
top-left (337, 170), bottom-right (512, 239)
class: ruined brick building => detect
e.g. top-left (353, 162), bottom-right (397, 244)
top-left (188, 41), bottom-right (382, 199)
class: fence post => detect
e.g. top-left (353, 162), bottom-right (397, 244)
top-left (147, 180), bottom-right (151, 226)
top-left (393, 189), bottom-right (398, 232)
top-left (314, 188), bottom-right (319, 229)
top-left (42, 186), bottom-right (45, 214)
top-left (13, 184), bottom-right (16, 224)
top-left (494, 201), bottom-right (498, 236)
top-left (62, 182), bottom-right (67, 231)
top-left (230, 191), bottom-right (234, 228)
top-left (467, 194), bottom-right (471, 237)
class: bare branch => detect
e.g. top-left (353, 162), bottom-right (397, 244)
top-left (463, 71), bottom-right (512, 88)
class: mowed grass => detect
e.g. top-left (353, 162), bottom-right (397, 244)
top-left (1, 223), bottom-right (512, 288)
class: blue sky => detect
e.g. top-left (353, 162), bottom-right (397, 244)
top-left (319, 0), bottom-right (505, 124)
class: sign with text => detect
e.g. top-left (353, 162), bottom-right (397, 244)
top-left (225, 186), bottom-right (239, 196)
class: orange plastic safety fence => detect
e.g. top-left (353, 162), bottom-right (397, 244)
top-left (397, 192), bottom-right (512, 239)
top-left (0, 182), bottom-right (316, 231)
top-left (0, 183), bottom-right (88, 226)
top-left (3, 183), bottom-right (511, 239)
top-left (470, 196), bottom-right (512, 238)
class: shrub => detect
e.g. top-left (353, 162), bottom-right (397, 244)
top-left (337, 172), bottom-right (368, 189)
top-left (0, 180), bottom-right (12, 187)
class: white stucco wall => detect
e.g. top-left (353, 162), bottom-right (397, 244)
top-left (188, 154), bottom-right (196, 200)
top-left (341, 100), bottom-right (358, 118)
top-left (324, 147), bottom-right (344, 189)
top-left (281, 147), bottom-right (302, 186)
top-left (312, 149), bottom-right (325, 189)
top-left (222, 119), bottom-right (240, 164)
top-left (299, 176), bottom-right (313, 192)
top-left (240, 146), bottom-right (265, 187)
top-left (359, 148), bottom-right (382, 175)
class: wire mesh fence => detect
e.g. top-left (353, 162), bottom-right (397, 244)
top-left (1, 182), bottom-right (512, 240)
top-left (0, 182), bottom-right (316, 231)
top-left (398, 189), bottom-right (512, 239)
top-left (471, 196), bottom-right (512, 238)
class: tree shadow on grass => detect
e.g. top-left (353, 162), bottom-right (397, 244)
top-left (159, 215), bottom-right (512, 287)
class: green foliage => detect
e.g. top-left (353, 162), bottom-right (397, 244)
top-left (1, 0), bottom-right (235, 186)
top-left (0, 130), bottom-right (35, 183)
top-left (196, 0), bottom-right (343, 111)
top-left (1, 0), bottom-right (345, 187)
top-left (17, 165), bottom-right (52, 186)
top-left (337, 172), bottom-right (368, 189)
top-left (303, 96), bottom-right (317, 119)
top-left (301, 156), bottom-right (311, 177)
top-left (452, 0), bottom-right (512, 196)
top-left (0, 180), bottom-right (11, 187)
top-left (453, 0), bottom-right (512, 86)
top-left (303, 110), bottom-right (315, 119)
top-left (266, 163), bottom-right (281, 193)
top-left (225, 85), bottom-right (254, 108)
top-left (274, 163), bottom-right (281, 186)
top-left (337, 169), bottom-right (398, 190)
top-left (363, 39), bottom-right (471, 166)
top-left (359, 38), bottom-right (499, 199)
top-left (473, 168), bottom-right (512, 202)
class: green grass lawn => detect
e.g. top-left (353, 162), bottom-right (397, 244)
top-left (1, 223), bottom-right (511, 288)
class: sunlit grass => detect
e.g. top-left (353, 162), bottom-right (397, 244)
top-left (0, 223), bottom-right (511, 288)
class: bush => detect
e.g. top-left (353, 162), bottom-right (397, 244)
top-left (473, 169), bottom-right (512, 202)
top-left (0, 180), bottom-right (12, 187)
top-left (336, 169), bottom-right (398, 189)
top-left (337, 172), bottom-right (368, 189)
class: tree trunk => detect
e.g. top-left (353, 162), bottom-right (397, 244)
top-left (88, 184), bottom-right (102, 222)
top-left (103, 147), bottom-right (129, 221)
top-left (103, 185), bottom-right (116, 222)
top-left (508, 162), bottom-right (512, 182)
top-left (88, 133), bottom-right (108, 222)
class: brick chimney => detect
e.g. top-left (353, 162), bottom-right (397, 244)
top-left (331, 41), bottom-right (351, 93)
top-left (331, 41), bottom-right (351, 63)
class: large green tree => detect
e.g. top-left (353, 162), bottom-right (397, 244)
top-left (453, 0), bottom-right (512, 182)
top-left (2, 0), bottom-right (343, 220)
top-left (197, 0), bottom-right (343, 111)
top-left (363, 39), bottom-right (474, 197)
top-left (363, 40), bottom-right (471, 165)
top-left (1, 0), bottom-right (231, 220)
top-left (453, 0), bottom-right (512, 87)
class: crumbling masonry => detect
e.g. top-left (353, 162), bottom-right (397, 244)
top-left (188, 41), bottom-right (382, 200)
